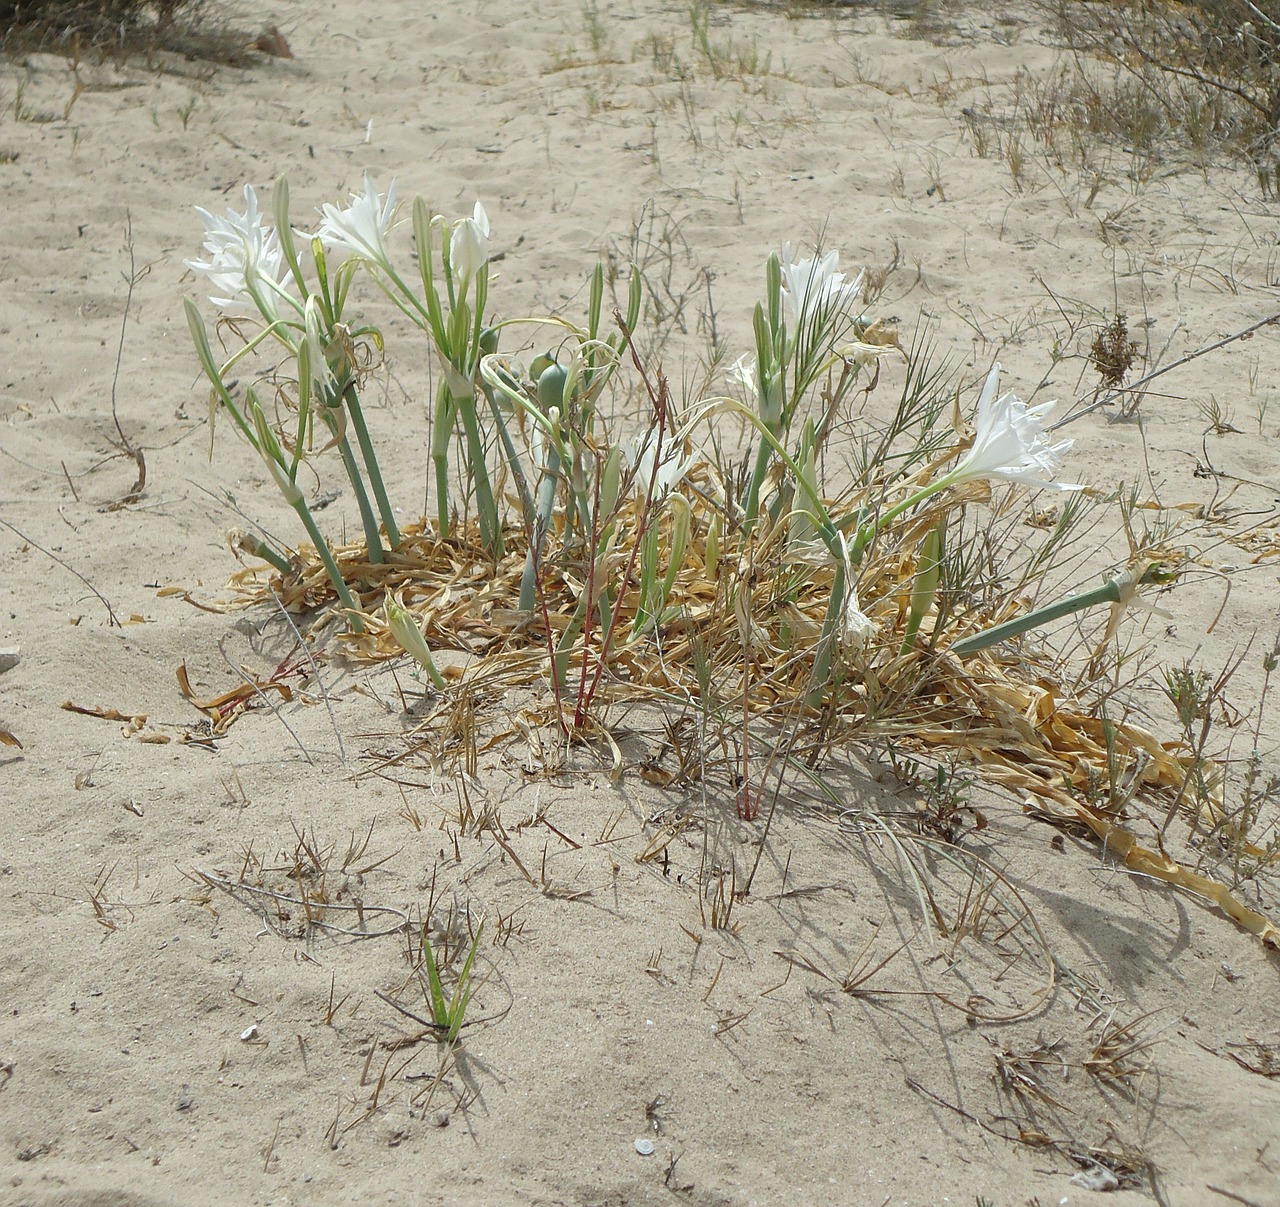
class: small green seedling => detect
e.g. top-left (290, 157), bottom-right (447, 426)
top-left (421, 921), bottom-right (484, 1044)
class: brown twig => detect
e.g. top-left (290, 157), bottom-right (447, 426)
top-left (107, 214), bottom-right (148, 507)
top-left (0, 517), bottom-right (119, 626)
top-left (1051, 312), bottom-right (1280, 430)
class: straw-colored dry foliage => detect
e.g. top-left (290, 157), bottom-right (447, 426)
top-left (1038, 0), bottom-right (1280, 190)
top-left (207, 353), bottom-right (1279, 951)
top-left (179, 173), bottom-right (1280, 962)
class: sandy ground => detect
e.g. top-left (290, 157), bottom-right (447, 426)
top-left (2, 1), bottom-right (1280, 1204)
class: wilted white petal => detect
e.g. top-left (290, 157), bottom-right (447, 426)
top-left (951, 364), bottom-right (1081, 491)
top-left (187, 184), bottom-right (291, 318)
top-left (449, 200), bottom-right (490, 288)
top-left (842, 586), bottom-right (876, 650)
top-left (624, 434), bottom-right (691, 500)
top-left (302, 295), bottom-right (337, 395)
top-left (316, 173), bottom-right (399, 269)
top-left (727, 355), bottom-right (758, 402)
top-left (841, 339), bottom-right (900, 368)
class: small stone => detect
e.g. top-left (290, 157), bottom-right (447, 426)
top-left (0, 648), bottom-right (19, 674)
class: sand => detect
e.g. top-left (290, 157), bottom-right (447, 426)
top-left (2, 2), bottom-right (1279, 1204)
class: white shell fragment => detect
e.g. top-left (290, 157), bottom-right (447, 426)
top-left (1070, 1163), bottom-right (1120, 1192)
top-left (239, 1024), bottom-right (260, 1042)
top-left (634, 1138), bottom-right (655, 1156)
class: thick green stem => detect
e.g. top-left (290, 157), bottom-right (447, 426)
top-left (291, 499), bottom-right (364, 632)
top-left (341, 383), bottom-right (401, 549)
top-left (950, 578), bottom-right (1123, 657)
top-left (249, 539), bottom-right (292, 575)
top-left (431, 385), bottom-right (454, 538)
top-left (332, 426), bottom-right (384, 564)
top-left (456, 393), bottom-right (502, 560)
top-left (518, 443), bottom-right (562, 612)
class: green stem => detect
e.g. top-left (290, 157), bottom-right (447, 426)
top-left (249, 539), bottom-right (292, 575)
top-left (341, 382), bottom-right (401, 549)
top-left (482, 380), bottom-right (535, 529)
top-left (519, 443), bottom-right (562, 612)
top-left (291, 499), bottom-right (365, 632)
top-left (741, 435), bottom-right (775, 536)
top-left (950, 578), bottom-right (1123, 657)
top-left (330, 422), bottom-right (384, 564)
top-left (456, 393), bottom-right (502, 560)
top-left (807, 559), bottom-right (846, 709)
top-left (900, 519), bottom-right (945, 654)
top-left (850, 475), bottom-right (953, 565)
top-left (431, 385), bottom-right (454, 538)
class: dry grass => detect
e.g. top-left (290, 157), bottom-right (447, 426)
top-left (1035, 0), bottom-right (1280, 191)
top-left (1, 0), bottom-right (264, 64)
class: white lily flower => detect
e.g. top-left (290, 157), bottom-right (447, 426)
top-left (449, 201), bottom-right (490, 290)
top-left (316, 173), bottom-right (399, 269)
top-left (188, 185), bottom-right (291, 319)
top-left (950, 364), bottom-right (1082, 491)
top-left (778, 242), bottom-right (863, 334)
top-left (624, 433), bottom-right (692, 500)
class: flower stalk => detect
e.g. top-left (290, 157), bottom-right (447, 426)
top-left (950, 562), bottom-right (1172, 657)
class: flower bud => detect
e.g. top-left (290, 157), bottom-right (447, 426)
top-left (385, 596), bottom-right (446, 689)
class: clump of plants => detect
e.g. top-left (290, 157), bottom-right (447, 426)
top-left (183, 174), bottom-right (1279, 946)
top-left (1, 0), bottom-right (255, 61)
top-left (1039, 0), bottom-right (1280, 190)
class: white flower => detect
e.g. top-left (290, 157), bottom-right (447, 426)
top-left (778, 242), bottom-right (863, 334)
top-left (316, 173), bottom-right (398, 268)
top-left (951, 364), bottom-right (1082, 491)
top-left (624, 433), bottom-right (692, 500)
top-left (449, 201), bottom-right (490, 290)
top-left (187, 185), bottom-right (291, 319)
top-left (728, 353), bottom-right (786, 428)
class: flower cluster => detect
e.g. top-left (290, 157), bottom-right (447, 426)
top-left (187, 185), bottom-right (293, 321)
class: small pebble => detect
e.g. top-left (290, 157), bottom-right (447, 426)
top-left (634, 1137), bottom-right (655, 1156)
